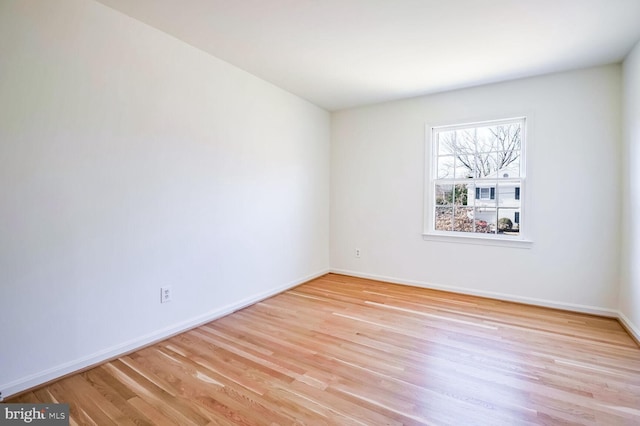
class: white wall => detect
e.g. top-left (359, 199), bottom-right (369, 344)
top-left (331, 65), bottom-right (622, 314)
top-left (621, 40), bottom-right (640, 340)
top-left (0, 0), bottom-right (330, 397)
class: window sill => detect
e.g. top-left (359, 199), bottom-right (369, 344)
top-left (422, 232), bottom-right (533, 249)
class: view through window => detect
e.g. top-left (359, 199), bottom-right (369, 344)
top-left (429, 117), bottom-right (526, 238)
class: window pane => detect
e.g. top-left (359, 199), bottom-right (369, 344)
top-left (454, 155), bottom-right (475, 179)
top-left (453, 206), bottom-right (474, 232)
top-left (457, 128), bottom-right (476, 151)
top-left (496, 123), bottom-right (522, 153)
top-left (497, 183), bottom-right (521, 208)
top-left (495, 123), bottom-right (522, 175)
top-left (437, 156), bottom-right (454, 179)
top-left (452, 183), bottom-right (471, 206)
top-left (453, 129), bottom-right (478, 173)
top-left (499, 155), bottom-right (520, 178)
top-left (476, 126), bottom-right (498, 153)
top-left (436, 131), bottom-right (456, 155)
top-left (435, 207), bottom-right (453, 231)
top-left (474, 207), bottom-right (496, 233)
top-left (476, 152), bottom-right (498, 178)
top-left (435, 184), bottom-right (453, 205)
top-left (498, 208), bottom-right (520, 235)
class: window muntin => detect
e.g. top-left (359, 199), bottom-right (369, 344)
top-left (428, 117), bottom-right (526, 239)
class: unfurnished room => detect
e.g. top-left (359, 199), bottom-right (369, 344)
top-left (1, 0), bottom-right (640, 424)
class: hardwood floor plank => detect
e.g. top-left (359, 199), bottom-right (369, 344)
top-left (81, 368), bottom-right (155, 426)
top-left (7, 273), bottom-right (640, 425)
top-left (9, 391), bottom-right (41, 404)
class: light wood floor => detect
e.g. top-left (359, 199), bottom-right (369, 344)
top-left (8, 274), bottom-right (640, 425)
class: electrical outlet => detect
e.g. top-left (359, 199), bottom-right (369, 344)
top-left (355, 248), bottom-right (361, 258)
top-left (161, 286), bottom-right (172, 303)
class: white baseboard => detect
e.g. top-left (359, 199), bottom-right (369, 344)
top-left (618, 311), bottom-right (640, 345)
top-left (0, 269), bottom-right (329, 400)
top-left (330, 268), bottom-right (619, 318)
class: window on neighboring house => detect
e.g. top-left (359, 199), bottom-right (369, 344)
top-left (425, 116), bottom-right (527, 242)
top-left (476, 187), bottom-right (495, 200)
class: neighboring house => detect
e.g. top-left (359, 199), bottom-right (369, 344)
top-left (469, 172), bottom-right (521, 231)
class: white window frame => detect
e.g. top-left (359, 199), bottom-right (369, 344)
top-left (423, 116), bottom-right (533, 248)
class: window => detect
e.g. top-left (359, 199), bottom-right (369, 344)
top-left (476, 187), bottom-right (495, 200)
top-left (425, 117), bottom-right (527, 243)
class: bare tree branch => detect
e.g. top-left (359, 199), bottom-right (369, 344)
top-left (439, 124), bottom-right (521, 178)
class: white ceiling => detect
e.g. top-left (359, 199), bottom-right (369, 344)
top-left (96, 0), bottom-right (640, 111)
